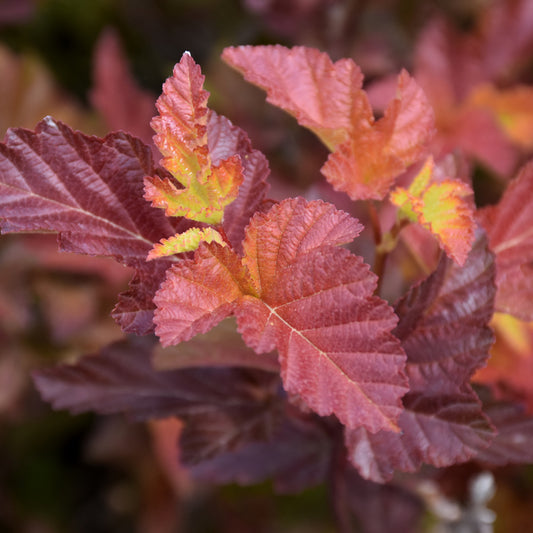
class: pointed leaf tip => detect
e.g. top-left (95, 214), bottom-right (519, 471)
top-left (145, 54), bottom-right (243, 224)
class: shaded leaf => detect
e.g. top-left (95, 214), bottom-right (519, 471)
top-left (0, 117), bottom-right (174, 267)
top-left (91, 28), bottom-right (156, 150)
top-left (237, 198), bottom-right (408, 433)
top-left (475, 387), bottom-right (533, 466)
top-left (33, 335), bottom-right (279, 422)
top-left (390, 157), bottom-right (476, 265)
top-left (478, 160), bottom-right (533, 319)
top-left (470, 84), bottom-right (533, 149)
top-left (188, 413), bottom-right (331, 493)
top-left (152, 318), bottom-right (279, 372)
top-left (145, 53), bottom-right (243, 224)
top-left (346, 234), bottom-right (497, 481)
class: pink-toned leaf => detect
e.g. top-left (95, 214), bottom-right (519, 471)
top-left (33, 336), bottom-right (279, 421)
top-left (91, 28), bottom-right (156, 150)
top-left (237, 198), bottom-right (408, 433)
top-left (478, 160), bottom-right (533, 320)
top-left (222, 44), bottom-right (370, 150)
top-left (223, 45), bottom-right (434, 201)
top-left (346, 234), bottom-right (497, 481)
top-left (0, 118), bottom-right (174, 267)
top-left (153, 242), bottom-right (255, 347)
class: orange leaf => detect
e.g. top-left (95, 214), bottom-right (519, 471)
top-left (144, 53), bottom-right (243, 224)
top-left (390, 157), bottom-right (475, 265)
top-left (470, 83), bottom-right (533, 150)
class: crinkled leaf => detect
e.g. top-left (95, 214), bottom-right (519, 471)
top-left (223, 45), bottom-right (434, 201)
top-left (207, 112), bottom-right (270, 253)
top-left (144, 53), bottom-right (243, 224)
top-left (33, 336), bottom-right (279, 421)
top-left (0, 117), bottom-right (174, 266)
top-left (148, 226), bottom-right (225, 259)
top-left (153, 242), bottom-right (255, 347)
top-left (188, 414), bottom-right (331, 493)
top-left (236, 198), bottom-right (408, 433)
top-left (478, 160), bottom-right (533, 320)
top-left (346, 234), bottom-right (497, 482)
top-left (346, 391), bottom-right (494, 483)
top-left (390, 157), bottom-right (476, 265)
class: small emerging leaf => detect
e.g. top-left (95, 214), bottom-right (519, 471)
top-left (390, 157), bottom-right (475, 265)
top-left (145, 53), bottom-right (243, 224)
top-left (147, 226), bottom-right (225, 260)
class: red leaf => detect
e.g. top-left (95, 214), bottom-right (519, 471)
top-left (153, 242), bottom-right (255, 346)
top-left (478, 160), bottom-right (533, 320)
top-left (223, 45), bottom-right (434, 200)
top-left (0, 118), bottom-right (174, 267)
top-left (346, 234), bottom-right (497, 481)
top-left (237, 198), bottom-right (408, 433)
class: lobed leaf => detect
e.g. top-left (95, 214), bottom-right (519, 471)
top-left (223, 45), bottom-right (434, 200)
top-left (390, 157), bottom-right (476, 265)
top-left (237, 198), bottom-right (408, 433)
top-left (346, 234), bottom-right (497, 481)
top-left (153, 242), bottom-right (255, 347)
top-left (145, 52), bottom-right (243, 224)
top-left (478, 160), bottom-right (533, 320)
top-left (33, 336), bottom-right (280, 424)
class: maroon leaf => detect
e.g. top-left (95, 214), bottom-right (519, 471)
top-left (208, 112), bottom-right (270, 253)
top-left (0, 118), bottom-right (174, 267)
top-left (237, 198), bottom-right (408, 433)
top-left (33, 336), bottom-right (279, 422)
top-left (112, 259), bottom-right (172, 335)
top-left (187, 414), bottom-right (331, 493)
top-left (474, 387), bottom-right (533, 466)
top-left (346, 234), bottom-right (497, 482)
top-left (347, 391), bottom-right (494, 483)
top-left (478, 160), bottom-right (533, 320)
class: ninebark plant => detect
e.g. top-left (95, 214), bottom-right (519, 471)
top-left (1, 45), bottom-right (533, 527)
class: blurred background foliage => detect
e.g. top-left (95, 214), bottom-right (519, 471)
top-left (1, 1), bottom-right (533, 532)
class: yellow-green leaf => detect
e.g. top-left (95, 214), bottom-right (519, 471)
top-left (147, 227), bottom-right (226, 260)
